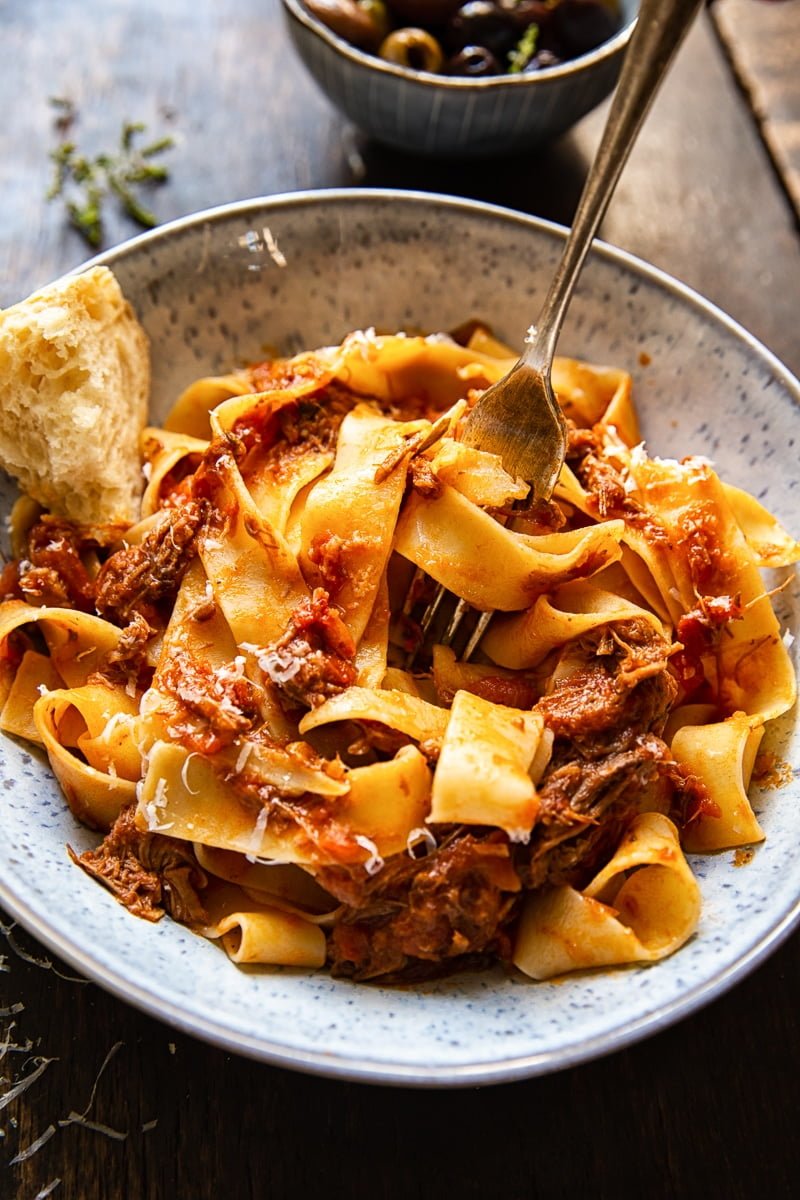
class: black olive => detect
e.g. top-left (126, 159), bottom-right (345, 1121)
top-left (548, 0), bottom-right (618, 59)
top-left (522, 47), bottom-right (562, 72)
top-left (445, 2), bottom-right (518, 59)
top-left (446, 44), bottom-right (501, 76)
top-left (359, 0), bottom-right (391, 43)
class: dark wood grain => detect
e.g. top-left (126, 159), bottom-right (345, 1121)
top-left (1, 2), bottom-right (799, 1198)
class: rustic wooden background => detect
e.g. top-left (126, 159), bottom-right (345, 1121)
top-left (1, 1), bottom-right (798, 1197)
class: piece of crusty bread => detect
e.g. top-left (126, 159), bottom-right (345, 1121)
top-left (0, 265), bottom-right (149, 525)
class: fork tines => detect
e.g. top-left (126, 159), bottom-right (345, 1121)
top-left (399, 567), bottom-right (494, 668)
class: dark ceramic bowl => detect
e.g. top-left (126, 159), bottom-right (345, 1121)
top-left (281, 0), bottom-right (638, 156)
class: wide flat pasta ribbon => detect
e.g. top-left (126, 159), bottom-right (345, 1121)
top-left (429, 690), bottom-right (545, 841)
top-left (299, 405), bottom-right (429, 644)
top-left (482, 581), bottom-right (669, 670)
top-left (671, 711), bottom-right (765, 851)
top-left (465, 327), bottom-right (639, 446)
top-left (721, 482), bottom-right (800, 568)
top-left (164, 373), bottom-right (254, 438)
top-left (339, 746), bottom-right (432, 857)
top-left (298, 685), bottom-right (449, 745)
top-left (428, 440), bottom-right (527, 507)
top-left (200, 881), bottom-right (326, 967)
top-left (394, 485), bottom-right (624, 611)
top-left (194, 845), bottom-right (338, 916)
top-left (354, 574), bottom-right (390, 689)
top-left (34, 685), bottom-right (139, 830)
top-left (197, 446), bottom-right (308, 648)
top-left (140, 427), bottom-right (208, 516)
top-left (623, 455), bottom-right (795, 721)
top-left (136, 740), bottom-right (326, 862)
top-left (334, 332), bottom-right (506, 408)
top-left (550, 358), bottom-right (640, 447)
top-left (0, 601), bottom-right (123, 687)
top-left (0, 649), bottom-right (62, 742)
top-left (513, 813), bottom-right (701, 980)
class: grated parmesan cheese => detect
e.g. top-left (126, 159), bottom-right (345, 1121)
top-left (234, 740), bottom-right (253, 775)
top-left (258, 648), bottom-right (302, 685)
top-left (406, 827), bottom-right (437, 859)
top-left (57, 1042), bottom-right (127, 1142)
top-left (0, 919), bottom-right (86, 982)
top-left (35, 1180), bottom-right (62, 1199)
top-left (354, 835), bottom-right (384, 876)
top-left (0, 1057), bottom-right (55, 1112)
top-left (99, 712), bottom-right (132, 741)
top-left (262, 226), bottom-right (287, 269)
top-left (0, 1021), bottom-right (32, 1061)
top-left (10, 1123), bottom-right (56, 1164)
top-left (143, 777), bottom-right (174, 832)
top-left (180, 752), bottom-right (201, 795)
top-left (245, 805), bottom-right (269, 862)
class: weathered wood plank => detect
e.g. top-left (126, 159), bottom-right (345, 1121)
top-left (712, 0), bottom-right (800, 218)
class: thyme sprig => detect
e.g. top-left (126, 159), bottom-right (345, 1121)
top-left (46, 99), bottom-right (174, 248)
top-left (508, 23), bottom-right (539, 74)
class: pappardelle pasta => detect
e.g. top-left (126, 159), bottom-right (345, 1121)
top-left (1, 324), bottom-right (797, 982)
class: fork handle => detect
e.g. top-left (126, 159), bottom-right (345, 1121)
top-left (523, 0), bottom-right (705, 374)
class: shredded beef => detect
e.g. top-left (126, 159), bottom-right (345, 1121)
top-left (69, 803), bottom-right (207, 924)
top-left (408, 455), bottom-right (443, 498)
top-left (17, 517), bottom-right (98, 610)
top-left (99, 611), bottom-right (155, 691)
top-left (323, 832), bottom-right (521, 981)
top-left (260, 588), bottom-right (357, 711)
top-left (231, 384), bottom-right (356, 461)
top-left (537, 664), bottom-right (675, 757)
top-left (95, 502), bottom-right (203, 623)
top-left (159, 651), bottom-right (262, 752)
top-left (567, 427), bottom-right (634, 520)
top-left (321, 617), bottom-right (682, 980)
top-left (518, 733), bottom-right (672, 890)
top-left (307, 532), bottom-right (348, 596)
top-left (515, 636), bottom-right (679, 890)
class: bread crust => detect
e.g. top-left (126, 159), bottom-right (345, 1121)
top-left (0, 265), bottom-right (149, 525)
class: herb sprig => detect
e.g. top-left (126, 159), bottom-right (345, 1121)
top-left (508, 23), bottom-right (539, 74)
top-left (46, 98), bottom-right (174, 248)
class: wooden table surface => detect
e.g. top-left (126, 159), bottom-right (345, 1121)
top-left (1, 2), bottom-right (798, 1197)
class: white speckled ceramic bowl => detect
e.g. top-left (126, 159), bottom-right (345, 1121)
top-left (281, 0), bottom-right (638, 157)
top-left (1, 191), bottom-right (798, 1086)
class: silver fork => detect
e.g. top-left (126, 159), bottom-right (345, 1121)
top-left (404, 0), bottom-right (705, 665)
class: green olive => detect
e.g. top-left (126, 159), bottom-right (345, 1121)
top-left (305, 0), bottom-right (384, 52)
top-left (379, 28), bottom-right (444, 73)
top-left (357, 0), bottom-right (391, 43)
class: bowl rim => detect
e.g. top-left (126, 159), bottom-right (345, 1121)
top-left (3, 188), bottom-right (800, 1088)
top-left (280, 0), bottom-right (637, 91)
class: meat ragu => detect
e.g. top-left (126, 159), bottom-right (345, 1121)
top-left (2, 326), bottom-right (795, 987)
top-left (258, 588), bottom-right (358, 712)
top-left (323, 626), bottom-right (683, 981)
top-left (68, 803), bottom-right (207, 925)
